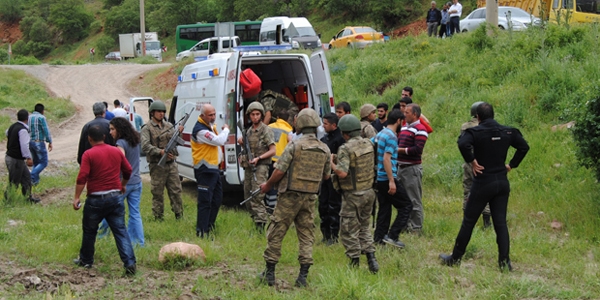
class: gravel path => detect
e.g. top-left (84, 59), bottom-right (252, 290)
top-left (1, 63), bottom-right (168, 162)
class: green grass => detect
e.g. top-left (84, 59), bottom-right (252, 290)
top-left (2, 23), bottom-right (600, 298)
top-left (0, 68), bottom-right (76, 140)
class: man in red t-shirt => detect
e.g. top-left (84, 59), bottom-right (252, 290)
top-left (72, 125), bottom-right (136, 275)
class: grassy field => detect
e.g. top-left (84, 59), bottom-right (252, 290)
top-left (2, 23), bottom-right (600, 299)
top-left (0, 68), bottom-right (76, 140)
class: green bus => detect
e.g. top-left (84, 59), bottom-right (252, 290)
top-left (176, 21), bottom-right (262, 53)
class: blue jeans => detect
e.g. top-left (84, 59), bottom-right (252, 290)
top-left (195, 166), bottom-right (222, 235)
top-left (79, 193), bottom-right (136, 268)
top-left (29, 141), bottom-right (48, 184)
top-left (98, 182), bottom-right (145, 247)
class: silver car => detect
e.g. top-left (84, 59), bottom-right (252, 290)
top-left (459, 6), bottom-right (541, 32)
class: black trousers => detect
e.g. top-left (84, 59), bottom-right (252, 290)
top-left (374, 179), bottom-right (412, 242)
top-left (318, 178), bottom-right (341, 239)
top-left (451, 175), bottom-right (511, 263)
top-left (449, 16), bottom-right (460, 35)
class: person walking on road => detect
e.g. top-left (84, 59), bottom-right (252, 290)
top-left (440, 102), bottom-right (529, 271)
top-left (140, 101), bottom-right (184, 221)
top-left (72, 125), bottom-right (136, 275)
top-left (258, 108), bottom-right (331, 288)
top-left (5, 109), bottom-right (40, 203)
top-left (28, 103), bottom-right (53, 186)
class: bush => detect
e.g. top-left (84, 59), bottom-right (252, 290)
top-left (90, 20), bottom-right (103, 35)
top-left (12, 56), bottom-right (42, 65)
top-left (572, 92), bottom-right (600, 182)
top-left (95, 35), bottom-right (116, 57)
top-left (0, 0), bottom-right (22, 22)
top-left (0, 48), bottom-right (8, 64)
top-left (49, 59), bottom-right (66, 65)
top-left (464, 23), bottom-right (495, 52)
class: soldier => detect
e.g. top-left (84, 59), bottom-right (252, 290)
top-left (238, 102), bottom-right (276, 231)
top-left (359, 103), bottom-right (378, 139)
top-left (330, 114), bottom-right (379, 273)
top-left (257, 89), bottom-right (299, 125)
top-left (258, 108), bottom-right (331, 287)
top-left (140, 101), bottom-right (183, 221)
top-left (462, 101), bottom-right (491, 228)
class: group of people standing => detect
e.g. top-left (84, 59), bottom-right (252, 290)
top-left (3, 81), bottom-right (529, 280)
top-left (426, 0), bottom-right (463, 38)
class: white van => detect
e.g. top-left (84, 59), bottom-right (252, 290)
top-left (169, 50), bottom-right (334, 189)
top-left (259, 16), bottom-right (322, 49)
top-left (176, 36), bottom-right (241, 62)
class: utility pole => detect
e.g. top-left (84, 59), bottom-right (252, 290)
top-left (486, 0), bottom-right (499, 36)
top-left (140, 0), bottom-right (146, 56)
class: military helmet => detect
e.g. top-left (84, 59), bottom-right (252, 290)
top-left (149, 100), bottom-right (167, 113)
top-left (470, 101), bottom-right (484, 117)
top-left (338, 114), bottom-right (361, 132)
top-left (360, 103), bottom-right (376, 119)
top-left (246, 101), bottom-right (265, 116)
top-left (296, 108), bottom-right (320, 131)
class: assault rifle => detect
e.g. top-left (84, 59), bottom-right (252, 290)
top-left (240, 188), bottom-right (260, 205)
top-left (237, 119), bottom-right (257, 181)
top-left (158, 107), bottom-right (195, 168)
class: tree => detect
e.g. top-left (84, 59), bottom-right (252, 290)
top-left (0, 0), bottom-right (23, 23)
top-left (572, 94), bottom-right (600, 182)
top-left (104, 0), bottom-right (140, 38)
top-left (49, 0), bottom-right (93, 43)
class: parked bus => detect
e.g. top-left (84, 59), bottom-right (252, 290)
top-left (176, 21), bottom-right (261, 53)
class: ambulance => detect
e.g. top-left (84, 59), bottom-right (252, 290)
top-left (168, 49), bottom-right (335, 188)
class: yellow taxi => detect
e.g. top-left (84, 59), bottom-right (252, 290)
top-left (328, 26), bottom-right (384, 49)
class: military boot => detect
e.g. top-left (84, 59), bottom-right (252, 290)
top-left (365, 252), bottom-right (379, 274)
top-left (499, 259), bottom-right (513, 272)
top-left (258, 262), bottom-right (276, 286)
top-left (294, 264), bottom-right (311, 287)
top-left (349, 257), bottom-right (359, 268)
top-left (255, 222), bottom-right (266, 233)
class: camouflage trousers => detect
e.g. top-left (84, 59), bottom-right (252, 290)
top-left (463, 163), bottom-right (490, 215)
top-left (264, 191), bottom-right (316, 265)
top-left (149, 162), bottom-right (183, 219)
top-left (340, 189), bottom-right (376, 258)
top-left (244, 165), bottom-right (269, 224)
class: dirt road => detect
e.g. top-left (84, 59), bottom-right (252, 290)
top-left (3, 63), bottom-right (168, 162)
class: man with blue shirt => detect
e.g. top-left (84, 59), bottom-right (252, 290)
top-left (372, 110), bottom-right (412, 249)
top-left (29, 103), bottom-right (53, 185)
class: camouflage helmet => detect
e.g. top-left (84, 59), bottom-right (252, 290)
top-left (360, 103), bottom-right (376, 119)
top-left (338, 114), bottom-right (361, 132)
top-left (470, 101), bottom-right (484, 117)
top-left (149, 100), bottom-right (167, 113)
top-left (246, 101), bottom-right (265, 116)
top-left (296, 108), bottom-right (320, 131)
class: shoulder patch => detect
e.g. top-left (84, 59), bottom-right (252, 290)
top-left (204, 132), bottom-right (213, 141)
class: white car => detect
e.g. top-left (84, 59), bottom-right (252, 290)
top-left (459, 6), bottom-right (541, 32)
top-left (176, 36), bottom-right (240, 62)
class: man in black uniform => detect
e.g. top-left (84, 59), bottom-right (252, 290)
top-left (440, 102), bottom-right (529, 271)
top-left (319, 113), bottom-right (345, 245)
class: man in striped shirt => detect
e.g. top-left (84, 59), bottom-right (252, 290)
top-left (29, 103), bottom-right (52, 185)
top-left (397, 104), bottom-right (428, 234)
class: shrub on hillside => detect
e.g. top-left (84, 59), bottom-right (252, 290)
top-left (572, 93), bottom-right (600, 182)
top-left (49, 0), bottom-right (94, 43)
top-left (0, 48), bottom-right (8, 64)
top-left (90, 20), bottom-right (103, 35)
top-left (464, 24), bottom-right (494, 52)
top-left (96, 36), bottom-right (117, 57)
top-left (12, 56), bottom-right (42, 65)
top-left (0, 0), bottom-right (22, 22)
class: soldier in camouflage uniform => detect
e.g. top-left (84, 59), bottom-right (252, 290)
top-left (140, 101), bottom-right (183, 221)
top-left (359, 103), bottom-right (378, 139)
top-left (462, 101), bottom-right (491, 228)
top-left (258, 108), bottom-right (331, 288)
top-left (258, 89), bottom-right (299, 125)
top-left (330, 114), bottom-right (380, 274)
top-left (238, 102), bottom-right (276, 232)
